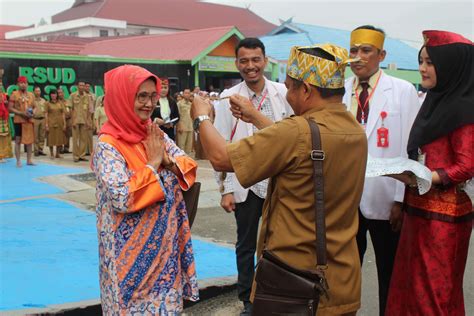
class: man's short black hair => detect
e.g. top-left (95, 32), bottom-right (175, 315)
top-left (33, 85), bottom-right (41, 91)
top-left (354, 25), bottom-right (386, 36)
top-left (290, 47), bottom-right (345, 98)
top-left (235, 38), bottom-right (266, 57)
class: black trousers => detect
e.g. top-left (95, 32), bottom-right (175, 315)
top-left (357, 209), bottom-right (400, 316)
top-left (234, 190), bottom-right (264, 302)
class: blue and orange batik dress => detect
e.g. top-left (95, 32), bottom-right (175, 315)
top-left (92, 133), bottom-right (199, 315)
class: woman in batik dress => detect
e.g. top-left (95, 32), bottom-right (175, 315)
top-left (91, 65), bottom-right (199, 315)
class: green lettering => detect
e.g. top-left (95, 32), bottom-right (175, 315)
top-left (47, 68), bottom-right (61, 84)
top-left (33, 67), bottom-right (47, 84)
top-left (59, 85), bottom-right (71, 99)
top-left (7, 85), bottom-right (18, 95)
top-left (70, 85), bottom-right (78, 94)
top-left (19, 67), bottom-right (34, 83)
top-left (62, 68), bottom-right (76, 84)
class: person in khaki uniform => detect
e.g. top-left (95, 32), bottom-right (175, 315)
top-left (69, 81), bottom-right (91, 162)
top-left (8, 76), bottom-right (35, 167)
top-left (176, 88), bottom-right (193, 153)
top-left (192, 44), bottom-right (368, 316)
top-left (45, 89), bottom-right (66, 159)
top-left (85, 82), bottom-right (95, 155)
top-left (32, 86), bottom-right (47, 156)
top-left (94, 95), bottom-right (107, 133)
top-left (58, 88), bottom-right (72, 154)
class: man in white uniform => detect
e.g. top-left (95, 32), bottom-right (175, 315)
top-left (342, 25), bottom-right (420, 316)
top-left (214, 38), bottom-right (292, 316)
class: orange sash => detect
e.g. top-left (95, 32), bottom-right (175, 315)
top-left (99, 135), bottom-right (197, 212)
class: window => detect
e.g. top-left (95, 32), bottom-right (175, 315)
top-left (99, 30), bottom-right (109, 37)
top-left (68, 32), bottom-right (79, 37)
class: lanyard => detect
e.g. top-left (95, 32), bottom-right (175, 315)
top-left (229, 91), bottom-right (268, 141)
top-left (354, 71), bottom-right (382, 125)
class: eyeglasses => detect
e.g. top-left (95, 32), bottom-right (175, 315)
top-left (136, 92), bottom-right (158, 104)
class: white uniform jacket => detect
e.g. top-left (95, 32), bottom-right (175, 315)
top-left (343, 71), bottom-right (420, 220)
top-left (214, 77), bottom-right (293, 203)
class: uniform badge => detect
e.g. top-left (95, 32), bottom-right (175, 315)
top-left (377, 111), bottom-right (389, 148)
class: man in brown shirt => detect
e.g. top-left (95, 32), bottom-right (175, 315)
top-left (84, 82), bottom-right (95, 155)
top-left (192, 44), bottom-right (368, 315)
top-left (69, 81), bottom-right (91, 162)
top-left (58, 88), bottom-right (72, 154)
top-left (8, 76), bottom-right (35, 167)
top-left (32, 86), bottom-right (47, 156)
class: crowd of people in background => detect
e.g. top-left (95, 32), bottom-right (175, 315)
top-left (0, 75), bottom-right (223, 165)
top-left (0, 78), bottom-right (102, 165)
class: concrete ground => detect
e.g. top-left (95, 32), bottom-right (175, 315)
top-left (5, 150), bottom-right (473, 315)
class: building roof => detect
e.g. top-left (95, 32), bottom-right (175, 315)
top-left (52, 0), bottom-right (275, 37)
top-left (0, 26), bottom-right (244, 64)
top-left (0, 39), bottom-right (85, 55)
top-left (260, 22), bottom-right (419, 70)
top-left (80, 26), bottom-right (242, 63)
top-left (39, 34), bottom-right (105, 44)
top-left (0, 25), bottom-right (27, 39)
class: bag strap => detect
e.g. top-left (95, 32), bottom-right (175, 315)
top-left (261, 118), bottom-right (327, 270)
top-left (307, 118), bottom-right (327, 269)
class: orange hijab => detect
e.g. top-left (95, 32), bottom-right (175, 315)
top-left (100, 65), bottom-right (161, 144)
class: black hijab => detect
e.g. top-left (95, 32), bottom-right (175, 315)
top-left (407, 31), bottom-right (474, 159)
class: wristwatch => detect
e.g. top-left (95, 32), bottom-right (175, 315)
top-left (193, 115), bottom-right (211, 133)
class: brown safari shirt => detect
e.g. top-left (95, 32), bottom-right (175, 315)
top-left (228, 103), bottom-right (368, 315)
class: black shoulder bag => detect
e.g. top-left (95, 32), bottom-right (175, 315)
top-left (183, 182), bottom-right (201, 228)
top-left (252, 118), bottom-right (329, 316)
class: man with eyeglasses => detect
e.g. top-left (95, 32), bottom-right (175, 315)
top-left (69, 81), bottom-right (91, 162)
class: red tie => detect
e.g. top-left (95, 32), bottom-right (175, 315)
top-left (356, 82), bottom-right (370, 124)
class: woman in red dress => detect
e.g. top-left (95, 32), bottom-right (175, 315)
top-left (386, 30), bottom-right (473, 315)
